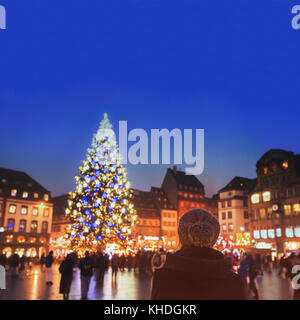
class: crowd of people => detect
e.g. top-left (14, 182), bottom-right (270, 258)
top-left (0, 208), bottom-right (300, 301)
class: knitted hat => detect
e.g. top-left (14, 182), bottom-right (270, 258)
top-left (178, 209), bottom-right (220, 248)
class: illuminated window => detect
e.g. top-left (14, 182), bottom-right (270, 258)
top-left (11, 189), bottom-right (17, 197)
top-left (7, 219), bottom-right (15, 231)
top-left (293, 204), bottom-right (300, 214)
top-left (22, 192), bottom-right (28, 199)
top-left (30, 221), bottom-right (38, 233)
top-left (21, 206), bottom-right (28, 215)
top-left (253, 230), bottom-right (260, 239)
top-left (295, 227), bottom-right (300, 238)
top-left (282, 161), bottom-right (288, 169)
top-left (19, 220), bottom-right (27, 232)
top-left (44, 194), bottom-right (49, 201)
top-left (260, 208), bottom-right (266, 219)
top-left (268, 229), bottom-right (275, 239)
top-left (284, 205), bottom-right (291, 216)
top-left (9, 204), bottom-right (17, 214)
top-left (5, 235), bottom-right (13, 243)
top-left (276, 228), bottom-right (282, 237)
top-left (17, 236), bottom-right (26, 243)
top-left (28, 237), bottom-right (36, 243)
top-left (43, 208), bottom-right (49, 217)
top-left (285, 227), bottom-right (294, 238)
top-left (228, 223), bottom-right (233, 231)
top-left (222, 224), bottom-right (227, 232)
top-left (32, 207), bottom-right (39, 216)
top-left (262, 191), bottom-right (271, 202)
top-left (251, 194), bottom-right (260, 204)
top-left (263, 167), bottom-right (268, 175)
top-left (34, 193), bottom-right (39, 199)
top-left (261, 230), bottom-right (267, 239)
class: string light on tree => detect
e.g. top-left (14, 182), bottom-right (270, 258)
top-left (66, 113), bottom-right (137, 253)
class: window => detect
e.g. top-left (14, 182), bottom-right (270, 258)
top-left (228, 223), bottom-right (233, 231)
top-left (34, 193), bottom-right (39, 199)
top-left (221, 202), bottom-right (225, 208)
top-left (31, 221), bottom-right (38, 233)
top-left (282, 161), bottom-right (289, 169)
top-left (260, 208), bottom-right (266, 219)
top-left (262, 191), bottom-right (271, 202)
top-left (227, 200), bottom-right (232, 207)
top-left (261, 230), bottom-right (267, 239)
top-left (21, 206), bottom-right (28, 215)
top-left (268, 229), bottom-right (275, 239)
top-left (22, 192), bottom-right (28, 199)
top-left (251, 194), bottom-right (260, 204)
top-left (244, 211), bottom-right (249, 219)
top-left (7, 218), bottom-right (15, 231)
top-left (276, 228), bottom-right (282, 237)
top-left (222, 224), bottom-right (227, 232)
top-left (42, 221), bottom-right (48, 234)
top-left (263, 167), bottom-right (268, 175)
top-left (286, 227), bottom-right (294, 238)
top-left (11, 189), bottom-right (17, 197)
top-left (293, 204), bottom-right (300, 214)
top-left (294, 227), bottom-right (300, 238)
top-left (19, 220), bottom-right (27, 232)
top-left (9, 204), bottom-right (17, 214)
top-left (43, 208), bottom-right (49, 217)
top-left (284, 205), bottom-right (291, 216)
top-left (228, 211), bottom-right (232, 219)
top-left (222, 212), bottom-right (226, 220)
top-left (32, 207), bottom-right (39, 216)
top-left (253, 230), bottom-right (260, 239)
top-left (44, 194), bottom-right (49, 201)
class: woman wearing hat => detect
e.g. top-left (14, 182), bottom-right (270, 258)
top-left (151, 209), bottom-right (247, 300)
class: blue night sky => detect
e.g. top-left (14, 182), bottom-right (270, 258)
top-left (0, 0), bottom-right (299, 197)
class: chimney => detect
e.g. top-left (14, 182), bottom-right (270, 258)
top-left (173, 165), bottom-right (177, 174)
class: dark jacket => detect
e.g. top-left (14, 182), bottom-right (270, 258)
top-left (151, 247), bottom-right (247, 300)
top-left (78, 256), bottom-right (93, 277)
top-left (45, 254), bottom-right (54, 268)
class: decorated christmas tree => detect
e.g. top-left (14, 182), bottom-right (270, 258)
top-left (66, 113), bottom-right (137, 253)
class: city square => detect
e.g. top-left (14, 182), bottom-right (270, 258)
top-left (0, 264), bottom-right (295, 300)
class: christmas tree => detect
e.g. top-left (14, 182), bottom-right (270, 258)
top-left (66, 113), bottom-right (137, 253)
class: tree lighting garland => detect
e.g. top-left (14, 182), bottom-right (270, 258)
top-left (65, 113), bottom-right (137, 253)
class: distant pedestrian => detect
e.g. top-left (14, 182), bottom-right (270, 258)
top-left (244, 254), bottom-right (259, 300)
top-left (9, 254), bottom-right (20, 278)
top-left (59, 254), bottom-right (74, 300)
top-left (40, 253), bottom-right (45, 271)
top-left (78, 251), bottom-right (93, 300)
top-left (45, 251), bottom-right (54, 285)
top-left (111, 254), bottom-right (119, 280)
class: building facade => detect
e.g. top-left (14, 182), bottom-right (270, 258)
top-left (162, 166), bottom-right (218, 220)
top-left (218, 176), bottom-right (256, 244)
top-left (0, 168), bottom-right (53, 258)
top-left (249, 149), bottom-right (300, 255)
